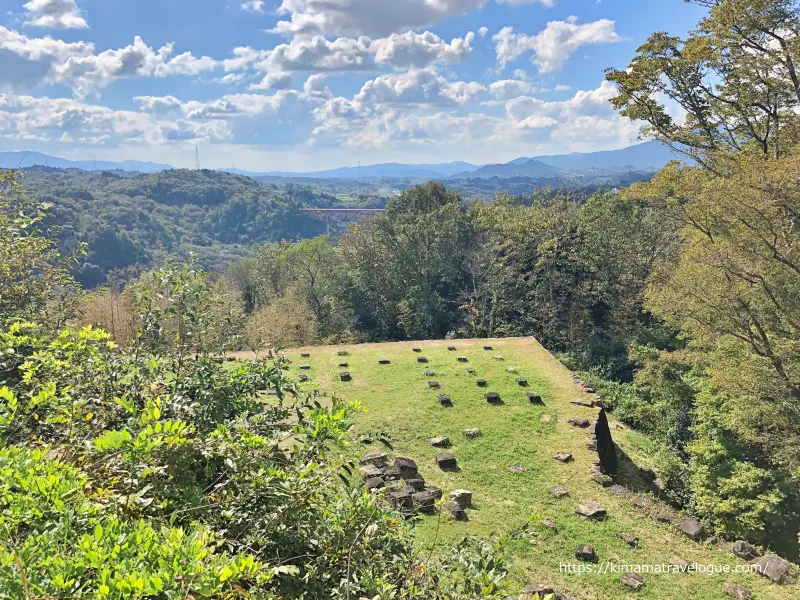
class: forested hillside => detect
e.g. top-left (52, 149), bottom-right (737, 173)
top-left (18, 168), bottom-right (335, 287)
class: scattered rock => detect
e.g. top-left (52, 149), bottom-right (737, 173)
top-left (417, 357), bottom-right (429, 363)
top-left (522, 584), bottom-right (555, 597)
top-left (678, 517), bottom-right (704, 541)
top-left (360, 452), bottom-right (388, 467)
top-left (412, 347), bottom-right (422, 353)
top-left (359, 464), bottom-right (383, 478)
top-left (299, 365), bottom-right (311, 370)
top-left (463, 428), bottom-right (481, 438)
top-left (412, 490), bottom-right (437, 513)
top-left (435, 452), bottom-right (458, 471)
top-left (587, 442), bottom-right (598, 451)
top-left (425, 485), bottom-right (443, 500)
top-left (732, 540), bottom-right (758, 561)
top-left (493, 355), bottom-right (504, 360)
top-left (575, 545), bottom-right (597, 562)
top-left (340, 372), bottom-right (352, 382)
top-left (668, 557), bottom-right (691, 571)
top-left (382, 465), bottom-right (403, 481)
top-left (541, 518), bottom-right (556, 529)
top-left (554, 452), bottom-right (573, 463)
top-left (585, 387), bottom-right (595, 394)
top-left (337, 350), bottom-right (348, 356)
top-left (549, 485), bottom-right (569, 499)
top-left (616, 532), bottom-right (638, 546)
top-left (388, 489), bottom-right (413, 511)
top-left (632, 497), bottom-right (652, 511)
top-left (485, 392), bottom-right (502, 405)
top-left (298, 374), bottom-right (309, 383)
top-left (575, 501), bottom-right (606, 519)
top-left (365, 477), bottom-right (385, 491)
top-left (527, 392), bottom-right (544, 404)
top-left (751, 555), bottom-right (790, 584)
top-left (639, 467), bottom-right (656, 482)
top-left (568, 418), bottom-right (591, 428)
top-left (466, 368), bottom-right (476, 374)
top-left (608, 484), bottom-right (630, 496)
top-left (591, 473), bottom-right (613, 487)
top-left (449, 489), bottom-right (473, 507)
top-left (621, 573), bottom-right (645, 591)
top-left (437, 394), bottom-right (453, 407)
top-left (458, 356), bottom-right (468, 363)
top-left (507, 366), bottom-right (517, 373)
top-left (656, 513), bottom-right (677, 525)
top-left (301, 352), bottom-right (310, 358)
top-left (424, 370), bottom-right (436, 376)
top-left (393, 457), bottom-right (419, 479)
top-left (447, 346), bottom-right (457, 351)
top-left (570, 400), bottom-right (594, 408)
top-left (508, 465), bottom-right (527, 473)
top-left (430, 436), bottom-right (450, 447)
top-left (379, 359), bottom-right (391, 365)
top-left (483, 345), bottom-right (493, 350)
top-left (428, 381), bottom-right (440, 389)
top-left (723, 582), bottom-right (752, 599)
top-left (445, 500), bottom-right (467, 520)
top-left (404, 478), bottom-right (426, 491)
top-left (516, 378), bottom-right (528, 386)
top-left (539, 413), bottom-right (553, 422)
top-left (338, 362), bottom-right (349, 367)
top-left (476, 379), bottom-right (488, 387)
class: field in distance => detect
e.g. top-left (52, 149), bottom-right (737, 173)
top-left (232, 338), bottom-right (796, 600)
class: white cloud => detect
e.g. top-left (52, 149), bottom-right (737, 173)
top-left (23, 0), bottom-right (87, 29)
top-left (478, 26), bottom-right (489, 37)
top-left (272, 0), bottom-right (554, 38)
top-left (214, 73), bottom-right (245, 84)
top-left (250, 72), bottom-right (294, 90)
top-left (370, 31), bottom-right (475, 69)
top-left (241, 0), bottom-right (265, 12)
top-left (554, 83), bottom-right (571, 91)
top-left (493, 17), bottom-right (621, 72)
top-left (488, 78), bottom-right (535, 99)
top-left (354, 69), bottom-right (485, 105)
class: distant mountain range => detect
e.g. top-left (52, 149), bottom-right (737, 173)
top-left (1, 142), bottom-right (681, 180)
top-left (0, 151), bottom-right (172, 173)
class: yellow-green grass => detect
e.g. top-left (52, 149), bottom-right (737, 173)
top-left (232, 338), bottom-right (796, 600)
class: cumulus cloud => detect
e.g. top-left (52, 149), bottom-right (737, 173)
top-left (493, 17), bottom-right (621, 72)
top-left (23, 0), bottom-right (87, 29)
top-left (354, 69), bottom-right (485, 106)
top-left (272, 0), bottom-right (553, 38)
top-left (488, 78), bottom-right (536, 99)
top-left (370, 30), bottom-right (475, 69)
top-left (241, 0), bottom-right (265, 12)
top-left (250, 72), bottom-right (294, 90)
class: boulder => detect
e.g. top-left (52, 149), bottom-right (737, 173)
top-left (447, 345), bottom-right (457, 351)
top-left (379, 359), bottom-right (391, 365)
top-left (404, 478), bottom-right (426, 491)
top-left (298, 374), bottom-right (309, 383)
top-left (678, 517), bottom-right (704, 541)
top-left (338, 362), bottom-right (349, 367)
top-left (632, 497), bottom-right (651, 511)
top-left (365, 477), bottom-right (385, 491)
top-left (424, 370), bottom-right (436, 377)
top-left (445, 500), bottom-right (467, 520)
top-left (656, 512), bottom-right (677, 524)
top-left (412, 490), bottom-right (437, 513)
top-left (466, 368), bottom-right (476, 374)
top-left (360, 452), bottom-right (388, 467)
top-left (485, 392), bottom-right (502, 405)
top-left (527, 392), bottom-right (543, 404)
top-left (568, 418), bottom-right (591, 428)
top-left (437, 394), bottom-right (453, 407)
top-left (575, 545), bottom-right (597, 562)
top-left (554, 452), bottom-right (573, 463)
top-left (299, 365), bottom-right (311, 370)
top-left (732, 540), bottom-right (758, 561)
top-left (463, 428), bottom-right (481, 438)
top-left (457, 356), bottom-right (469, 363)
top-left (723, 582), bottom-right (752, 599)
top-left (430, 436), bottom-right (451, 447)
top-left (508, 465), bottom-right (528, 473)
top-left (608, 484), bottom-right (630, 496)
top-left (616, 532), bottom-right (638, 546)
top-left (393, 457), bottom-right (418, 479)
top-left (412, 347), bottom-right (422, 353)
top-left (388, 489), bottom-right (413, 511)
top-left (483, 345), bottom-right (493, 350)
top-left (435, 452), bottom-right (458, 471)
top-left (639, 467), bottom-right (656, 482)
top-left (751, 555), bottom-right (790, 584)
top-left (591, 473), bottom-right (614, 487)
top-left (425, 485), bottom-right (443, 500)
top-left (549, 484), bottom-right (569, 499)
top-left (621, 573), bottom-right (645, 591)
top-left (448, 489), bottom-right (473, 508)
top-left (476, 379), bottom-right (488, 387)
top-left (382, 465), bottom-right (403, 481)
top-left (516, 378), bottom-right (528, 386)
top-left (427, 381), bottom-right (440, 389)
top-left (340, 372), bottom-right (352, 382)
top-left (417, 357), bottom-right (429, 363)
top-left (301, 352), bottom-right (310, 358)
top-left (359, 464), bottom-right (383, 478)
top-left (575, 501), bottom-right (606, 519)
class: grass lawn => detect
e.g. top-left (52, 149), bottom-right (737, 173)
top-left (233, 338), bottom-right (796, 600)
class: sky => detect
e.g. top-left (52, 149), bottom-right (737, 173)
top-left (0, 0), bottom-right (707, 171)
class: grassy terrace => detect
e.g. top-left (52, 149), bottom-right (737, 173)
top-left (233, 338), bottom-right (795, 600)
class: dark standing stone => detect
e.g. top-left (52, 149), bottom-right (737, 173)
top-left (457, 356), bottom-right (468, 363)
top-left (595, 408), bottom-right (618, 476)
top-left (678, 517), bottom-right (705, 541)
top-left (435, 452), bottom-right (458, 471)
top-left (301, 352), bottom-right (310, 358)
top-left (417, 357), bottom-right (428, 363)
top-left (575, 545), bottom-right (597, 562)
top-left (427, 381), bottom-right (440, 389)
top-left (621, 573), bottom-right (645, 591)
top-left (476, 379), bottom-right (488, 387)
top-left (751, 555), bottom-right (790, 584)
top-left (527, 392), bottom-right (543, 404)
top-left (549, 484), bottom-right (569, 499)
top-left (437, 394), bottom-right (453, 407)
top-left (617, 532), bottom-right (638, 546)
top-left (485, 392), bottom-right (502, 405)
top-left (340, 372), bottom-right (352, 382)
top-left (554, 452), bottom-right (573, 463)
top-left (575, 501), bottom-right (606, 519)
top-left (516, 378), bottom-right (528, 386)
top-left (568, 418), bottom-right (591, 428)
top-left (393, 457), bottom-right (418, 479)
top-left (299, 365), bottom-right (311, 370)
top-left (732, 540), bottom-right (758, 561)
top-left (430, 436), bottom-right (450, 447)
top-left (723, 582), bottom-right (752, 599)
top-left (379, 359), bottom-right (391, 365)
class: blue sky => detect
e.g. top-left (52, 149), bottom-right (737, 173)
top-left (0, 0), bottom-right (706, 170)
